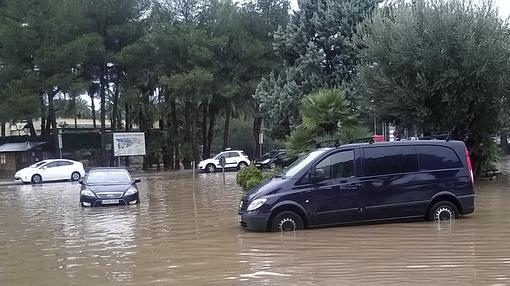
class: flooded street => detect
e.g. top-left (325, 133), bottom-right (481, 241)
top-left (1, 172), bottom-right (510, 285)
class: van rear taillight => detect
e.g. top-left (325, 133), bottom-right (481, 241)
top-left (465, 147), bottom-right (474, 185)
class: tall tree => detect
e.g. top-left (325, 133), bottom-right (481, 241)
top-left (355, 0), bottom-right (510, 175)
top-left (255, 0), bottom-right (379, 138)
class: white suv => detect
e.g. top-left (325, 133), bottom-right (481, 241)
top-left (198, 150), bottom-right (250, 173)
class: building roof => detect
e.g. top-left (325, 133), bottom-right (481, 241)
top-left (0, 142), bottom-right (46, 153)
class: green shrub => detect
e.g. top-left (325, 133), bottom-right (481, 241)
top-left (236, 165), bottom-right (263, 191)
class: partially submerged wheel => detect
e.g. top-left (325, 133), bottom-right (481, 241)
top-left (206, 164), bottom-right (215, 173)
top-left (270, 211), bottom-right (304, 232)
top-left (269, 162), bottom-right (277, 169)
top-left (429, 201), bottom-right (459, 221)
top-left (31, 174), bottom-right (42, 184)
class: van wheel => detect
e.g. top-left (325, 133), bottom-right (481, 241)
top-left (271, 211), bottom-right (304, 232)
top-left (429, 201), bottom-right (459, 221)
top-left (206, 164), bottom-right (215, 173)
top-left (31, 174), bottom-right (42, 184)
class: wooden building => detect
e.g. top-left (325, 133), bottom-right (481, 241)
top-left (0, 142), bottom-right (49, 175)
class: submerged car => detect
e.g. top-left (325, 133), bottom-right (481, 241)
top-left (80, 168), bottom-right (140, 207)
top-left (238, 140), bottom-right (475, 232)
top-left (197, 150), bottom-right (250, 173)
top-left (14, 159), bottom-right (85, 184)
top-left (254, 149), bottom-right (297, 169)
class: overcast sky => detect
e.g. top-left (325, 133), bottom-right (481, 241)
top-left (290, 0), bottom-right (510, 19)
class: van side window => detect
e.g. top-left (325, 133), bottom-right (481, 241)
top-left (364, 146), bottom-right (418, 176)
top-left (315, 150), bottom-right (354, 180)
top-left (417, 146), bottom-right (462, 170)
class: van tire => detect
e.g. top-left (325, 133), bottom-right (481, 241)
top-left (429, 201), bottom-right (459, 221)
top-left (270, 211), bottom-right (304, 232)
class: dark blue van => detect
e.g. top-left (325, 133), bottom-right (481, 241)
top-left (238, 140), bottom-right (475, 232)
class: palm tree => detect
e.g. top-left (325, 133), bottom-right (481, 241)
top-left (301, 88), bottom-right (358, 135)
top-left (286, 88), bottom-right (365, 155)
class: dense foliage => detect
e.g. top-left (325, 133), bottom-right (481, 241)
top-left (0, 0), bottom-right (289, 168)
top-left (355, 0), bottom-right (510, 174)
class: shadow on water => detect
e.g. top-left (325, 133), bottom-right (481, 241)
top-left (0, 173), bottom-right (510, 285)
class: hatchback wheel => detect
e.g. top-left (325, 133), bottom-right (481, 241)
top-left (71, 172), bottom-right (81, 181)
top-left (238, 162), bottom-right (248, 170)
top-left (271, 211), bottom-right (304, 232)
top-left (31, 174), bottom-right (42, 184)
top-left (429, 201), bottom-right (459, 221)
top-left (206, 164), bottom-right (215, 173)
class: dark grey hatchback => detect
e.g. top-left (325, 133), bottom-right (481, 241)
top-left (80, 168), bottom-right (141, 207)
top-left (238, 140), bottom-right (475, 232)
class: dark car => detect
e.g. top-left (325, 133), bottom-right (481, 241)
top-left (254, 150), bottom-right (297, 169)
top-left (238, 140), bottom-right (475, 232)
top-left (80, 168), bottom-right (141, 207)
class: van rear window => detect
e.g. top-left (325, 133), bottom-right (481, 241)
top-left (417, 146), bottom-right (462, 170)
top-left (363, 146), bottom-right (418, 176)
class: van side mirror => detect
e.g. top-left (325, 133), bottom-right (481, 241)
top-left (310, 168), bottom-right (326, 183)
top-left (134, 179), bottom-right (141, 183)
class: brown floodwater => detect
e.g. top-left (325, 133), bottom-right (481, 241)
top-left (1, 172), bottom-right (510, 285)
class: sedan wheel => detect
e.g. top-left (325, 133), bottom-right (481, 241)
top-left (71, 172), bottom-right (81, 181)
top-left (31, 174), bottom-right (42, 184)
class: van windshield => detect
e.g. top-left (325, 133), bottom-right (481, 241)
top-left (282, 149), bottom-right (328, 177)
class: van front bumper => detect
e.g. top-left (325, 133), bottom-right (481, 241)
top-left (238, 212), bottom-right (269, 232)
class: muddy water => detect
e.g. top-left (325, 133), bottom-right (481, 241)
top-left (1, 173), bottom-right (510, 285)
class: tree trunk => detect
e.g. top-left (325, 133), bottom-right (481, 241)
top-left (171, 100), bottom-right (179, 170)
top-left (111, 80), bottom-right (120, 133)
top-left (223, 101), bottom-right (231, 150)
top-left (100, 67), bottom-right (107, 167)
top-left (1, 122), bottom-right (5, 138)
top-left (183, 101), bottom-right (192, 169)
top-left (48, 91), bottom-right (59, 158)
top-left (124, 103), bottom-right (130, 167)
top-left (201, 103), bottom-right (208, 159)
top-left (26, 119), bottom-right (37, 137)
top-left (206, 105), bottom-right (217, 159)
top-left (74, 114), bottom-right (77, 129)
top-left (501, 133), bottom-right (509, 155)
top-left (90, 93), bottom-right (96, 129)
top-left (40, 94), bottom-right (47, 138)
top-left (253, 116), bottom-right (262, 159)
top-left (191, 113), bottom-right (199, 165)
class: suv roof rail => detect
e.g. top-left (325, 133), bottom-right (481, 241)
top-left (315, 139), bottom-right (341, 148)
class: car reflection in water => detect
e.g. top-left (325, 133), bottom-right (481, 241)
top-left (79, 168), bottom-right (141, 207)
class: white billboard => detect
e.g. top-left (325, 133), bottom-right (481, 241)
top-left (113, 132), bottom-right (146, 156)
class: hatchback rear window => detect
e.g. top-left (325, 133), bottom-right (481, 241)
top-left (363, 146), bottom-right (418, 176)
top-left (417, 146), bottom-right (462, 170)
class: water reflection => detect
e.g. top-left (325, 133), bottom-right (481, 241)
top-left (0, 173), bottom-right (509, 285)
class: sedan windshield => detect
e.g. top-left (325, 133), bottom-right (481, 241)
top-left (30, 161), bottom-right (47, 168)
top-left (86, 171), bottom-right (132, 185)
top-left (282, 149), bottom-right (329, 178)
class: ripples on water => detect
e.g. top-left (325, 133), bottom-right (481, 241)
top-left (0, 173), bottom-right (510, 285)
